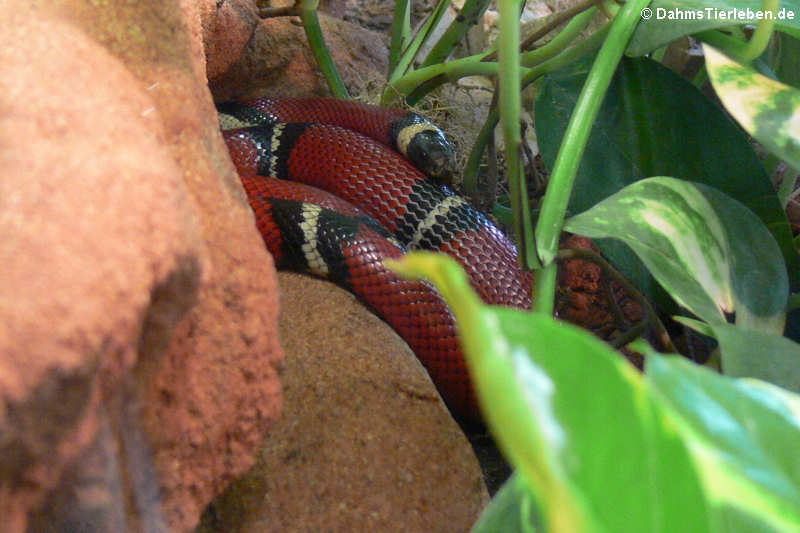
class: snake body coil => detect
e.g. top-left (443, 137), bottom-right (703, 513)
top-left (220, 98), bottom-right (533, 421)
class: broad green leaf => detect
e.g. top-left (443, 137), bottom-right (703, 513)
top-left (628, 0), bottom-right (800, 56)
top-left (767, 31), bottom-right (800, 88)
top-left (698, 184), bottom-right (788, 332)
top-left (535, 56), bottom-right (799, 296)
top-left (705, 45), bottom-right (800, 170)
top-left (389, 253), bottom-right (710, 533)
top-left (676, 319), bottom-right (800, 392)
top-left (472, 474), bottom-right (541, 533)
top-left (563, 177), bottom-right (788, 332)
top-left (643, 351), bottom-right (800, 532)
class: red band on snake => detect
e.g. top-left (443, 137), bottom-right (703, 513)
top-left (220, 98), bottom-right (533, 422)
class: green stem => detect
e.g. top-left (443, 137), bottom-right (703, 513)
top-left (493, 203), bottom-right (513, 225)
top-left (300, 2), bottom-right (349, 98)
top-left (521, 23), bottom-right (611, 85)
top-left (405, 7), bottom-right (598, 106)
top-left (387, 56), bottom-right (509, 99)
top-left (462, 105), bottom-right (499, 197)
top-left (521, 0), bottom-right (600, 50)
top-left (520, 7), bottom-right (597, 68)
top-left (694, 30), bottom-right (750, 61)
top-left (535, 0), bottom-right (650, 265)
top-left (421, 0), bottom-right (492, 67)
top-left (463, 25), bottom-right (610, 199)
top-left (388, 0), bottom-right (453, 86)
top-left (692, 65), bottom-right (708, 88)
top-left (533, 263), bottom-right (557, 314)
top-left (483, 0), bottom-right (599, 63)
top-left (498, 0), bottom-right (539, 270)
top-left (741, 0), bottom-right (779, 61)
top-left (389, 0), bottom-right (411, 75)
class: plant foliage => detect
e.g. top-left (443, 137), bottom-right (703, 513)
top-left (287, 0), bottom-right (800, 529)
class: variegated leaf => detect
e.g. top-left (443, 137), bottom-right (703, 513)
top-left (642, 349), bottom-right (800, 532)
top-left (389, 253), bottom-right (710, 533)
top-left (564, 177), bottom-right (787, 332)
top-left (705, 44), bottom-right (800, 170)
top-left (675, 317), bottom-right (800, 391)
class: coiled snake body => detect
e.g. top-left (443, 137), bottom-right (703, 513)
top-left (219, 98), bottom-right (533, 422)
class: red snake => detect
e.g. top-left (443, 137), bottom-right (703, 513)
top-left (219, 98), bottom-right (533, 422)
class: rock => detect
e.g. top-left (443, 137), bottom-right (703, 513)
top-left (1, 18), bottom-right (162, 533)
top-left (0, 9), bottom-right (203, 532)
top-left (201, 0), bottom-right (260, 80)
top-left (197, 272), bottom-right (489, 533)
top-left (343, 0), bottom-right (439, 33)
top-left (209, 13), bottom-right (389, 101)
top-left (1, 2), bottom-right (283, 532)
top-left (557, 235), bottom-right (644, 344)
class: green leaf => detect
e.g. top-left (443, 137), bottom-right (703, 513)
top-left (700, 185), bottom-right (789, 332)
top-left (643, 351), bottom-right (800, 532)
top-left (536, 56), bottom-right (799, 295)
top-left (388, 252), bottom-right (710, 533)
top-left (628, 0), bottom-right (800, 56)
top-left (705, 45), bottom-right (800, 171)
top-left (763, 31), bottom-right (800, 89)
top-left (564, 177), bottom-right (788, 332)
top-left (472, 474), bottom-right (541, 533)
top-left (677, 320), bottom-right (800, 392)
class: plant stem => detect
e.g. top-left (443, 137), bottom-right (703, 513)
top-left (533, 264), bottom-right (557, 314)
top-left (535, 0), bottom-right (650, 265)
top-left (694, 30), bottom-right (749, 61)
top-left (498, 0), bottom-right (539, 270)
top-left (404, 6), bottom-right (599, 105)
top-left (520, 7), bottom-right (598, 67)
top-left (692, 66), bottom-right (708, 88)
top-left (741, 0), bottom-right (779, 61)
top-left (463, 24), bottom-right (609, 200)
top-left (258, 5), bottom-right (298, 16)
top-left (388, 56), bottom-right (509, 99)
top-left (298, 0), bottom-right (349, 98)
top-left (388, 0), bottom-right (454, 86)
top-left (483, 0), bottom-right (600, 63)
top-left (610, 321), bottom-right (647, 349)
top-left (521, 21), bottom-right (610, 86)
top-left (421, 0), bottom-right (492, 67)
top-left (389, 0), bottom-right (411, 75)
top-left (462, 104), bottom-right (499, 196)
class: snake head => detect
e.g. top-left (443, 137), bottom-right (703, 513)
top-left (406, 129), bottom-right (457, 186)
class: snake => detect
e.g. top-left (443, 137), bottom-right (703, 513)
top-left (218, 97), bottom-right (533, 422)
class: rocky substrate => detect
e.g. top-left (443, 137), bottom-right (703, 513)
top-left (196, 273), bottom-right (489, 533)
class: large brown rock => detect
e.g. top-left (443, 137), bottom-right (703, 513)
top-left (0, 10), bottom-right (201, 532)
top-left (209, 12), bottom-right (389, 101)
top-left (201, 0), bottom-right (261, 80)
top-left (1, 2), bottom-right (283, 532)
top-left (197, 272), bottom-right (490, 533)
